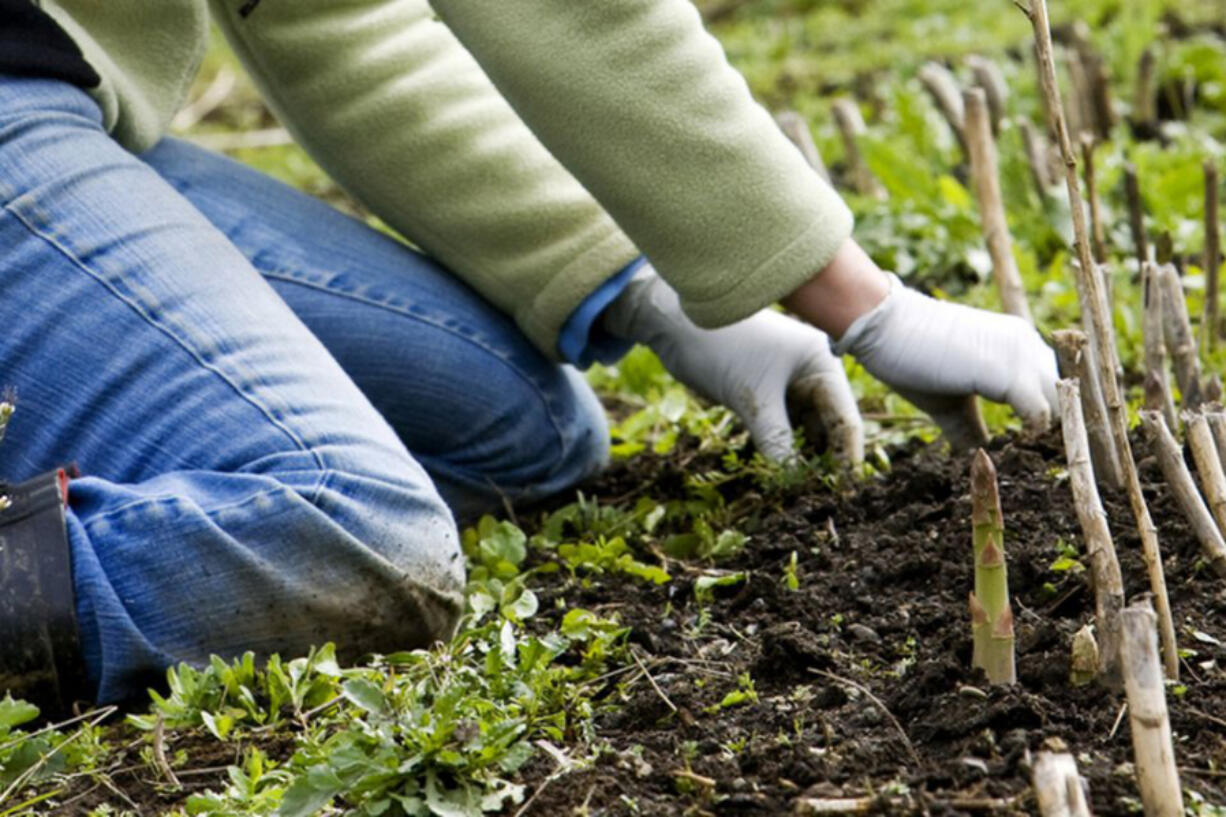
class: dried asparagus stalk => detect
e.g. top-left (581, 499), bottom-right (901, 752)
top-left (967, 55), bottom-right (1008, 136)
top-left (775, 111), bottom-right (832, 183)
top-left (1052, 330), bottom-right (1123, 491)
top-left (1185, 410), bottom-right (1226, 536)
top-left (1132, 48), bottom-right (1157, 137)
top-left (1139, 410), bottom-right (1226, 576)
top-left (970, 449), bottom-right (1015, 684)
top-left (1020, 119), bottom-right (1053, 201)
top-left (965, 88), bottom-right (1033, 324)
top-left (1206, 409), bottom-right (1226, 468)
top-left (1020, 0), bottom-right (1179, 679)
top-left (1158, 263), bottom-right (1203, 408)
top-left (1125, 164), bottom-right (1150, 266)
top-left (1085, 53), bottom-right (1116, 141)
top-left (1057, 379), bottom-right (1124, 684)
top-left (918, 62), bottom-right (968, 156)
top-left (1142, 263), bottom-right (1179, 430)
top-left (1204, 160), bottom-right (1220, 354)
top-left (1081, 136), bottom-right (1107, 264)
top-left (1033, 737), bottom-right (1093, 817)
top-left (1069, 624), bottom-right (1100, 687)
top-left (1121, 599), bottom-right (1184, 817)
top-left (830, 99), bottom-right (886, 200)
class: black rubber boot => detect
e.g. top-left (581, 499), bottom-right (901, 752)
top-left (0, 468), bottom-right (90, 719)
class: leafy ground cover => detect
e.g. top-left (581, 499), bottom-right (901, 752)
top-left (5, 1), bottom-right (1226, 814)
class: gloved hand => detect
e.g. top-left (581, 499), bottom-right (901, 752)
top-left (603, 266), bottom-right (864, 464)
top-left (833, 273), bottom-right (1058, 447)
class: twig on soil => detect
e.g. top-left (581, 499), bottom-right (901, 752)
top-left (0, 706), bottom-right (114, 806)
top-left (673, 769), bottom-right (717, 788)
top-left (630, 648), bottom-right (678, 714)
top-left (1138, 410), bottom-right (1226, 576)
top-left (1057, 379), bottom-right (1124, 685)
top-left (1021, 0), bottom-right (1180, 680)
top-left (808, 669), bottom-right (919, 765)
top-left (512, 743), bottom-right (580, 817)
top-left (0, 705), bottom-right (118, 754)
top-left (1121, 598), bottom-right (1184, 817)
top-left (152, 712), bottom-right (182, 788)
top-left (795, 793), bottom-right (1022, 815)
top-left (1109, 703), bottom-right (1128, 739)
top-left (966, 88), bottom-right (1032, 323)
top-left (1186, 706), bottom-right (1226, 731)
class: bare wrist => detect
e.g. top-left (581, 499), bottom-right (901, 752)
top-left (781, 238), bottom-right (890, 339)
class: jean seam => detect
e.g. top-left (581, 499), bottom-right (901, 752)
top-left (260, 268), bottom-right (574, 461)
top-left (3, 202), bottom-right (330, 481)
top-left (79, 484), bottom-right (301, 532)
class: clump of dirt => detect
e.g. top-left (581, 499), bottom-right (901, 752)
top-left (523, 430), bottom-right (1226, 815)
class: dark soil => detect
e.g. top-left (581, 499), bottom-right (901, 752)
top-left (520, 430), bottom-right (1226, 816)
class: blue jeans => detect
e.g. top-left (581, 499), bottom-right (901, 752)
top-left (0, 77), bottom-right (610, 704)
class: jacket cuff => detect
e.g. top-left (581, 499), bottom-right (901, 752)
top-left (556, 256), bottom-right (648, 367)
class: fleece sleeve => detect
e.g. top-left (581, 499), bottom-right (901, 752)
top-left (426, 0), bottom-right (854, 328)
top-left (209, 0), bottom-right (641, 359)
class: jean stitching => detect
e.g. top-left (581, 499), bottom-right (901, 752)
top-left (260, 268), bottom-right (574, 457)
top-left (80, 484), bottom-right (300, 532)
top-left (3, 201), bottom-right (330, 480)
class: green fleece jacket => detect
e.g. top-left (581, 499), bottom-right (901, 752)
top-left (41, 0), bottom-right (853, 359)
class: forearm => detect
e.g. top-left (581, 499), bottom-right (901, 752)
top-left (428, 0), bottom-right (853, 329)
top-left (781, 239), bottom-right (891, 340)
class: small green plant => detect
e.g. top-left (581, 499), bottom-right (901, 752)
top-left (782, 551), bottom-right (801, 591)
top-left (557, 536), bottom-right (670, 585)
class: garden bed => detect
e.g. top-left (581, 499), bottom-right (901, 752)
top-left (518, 430), bottom-right (1226, 815)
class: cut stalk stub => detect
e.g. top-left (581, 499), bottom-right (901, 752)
top-left (1121, 598), bottom-right (1184, 817)
top-left (1032, 737), bottom-right (1093, 817)
top-left (1057, 378), bottom-right (1123, 686)
top-left (969, 449), bottom-right (1015, 685)
top-left (1139, 409), bottom-right (1226, 577)
top-left (1020, 0), bottom-right (1179, 681)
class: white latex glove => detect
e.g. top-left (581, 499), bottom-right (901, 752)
top-left (834, 274), bottom-right (1058, 446)
top-left (603, 266), bottom-right (864, 464)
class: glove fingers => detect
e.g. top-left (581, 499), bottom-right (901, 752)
top-left (788, 372), bottom-right (865, 466)
top-left (743, 397), bottom-right (799, 463)
top-left (1003, 340), bottom-right (1059, 432)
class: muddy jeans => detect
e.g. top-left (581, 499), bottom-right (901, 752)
top-left (0, 76), bottom-right (611, 704)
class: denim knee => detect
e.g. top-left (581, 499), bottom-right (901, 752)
top-left (422, 363), bottom-right (611, 521)
top-left (304, 467), bottom-right (466, 656)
